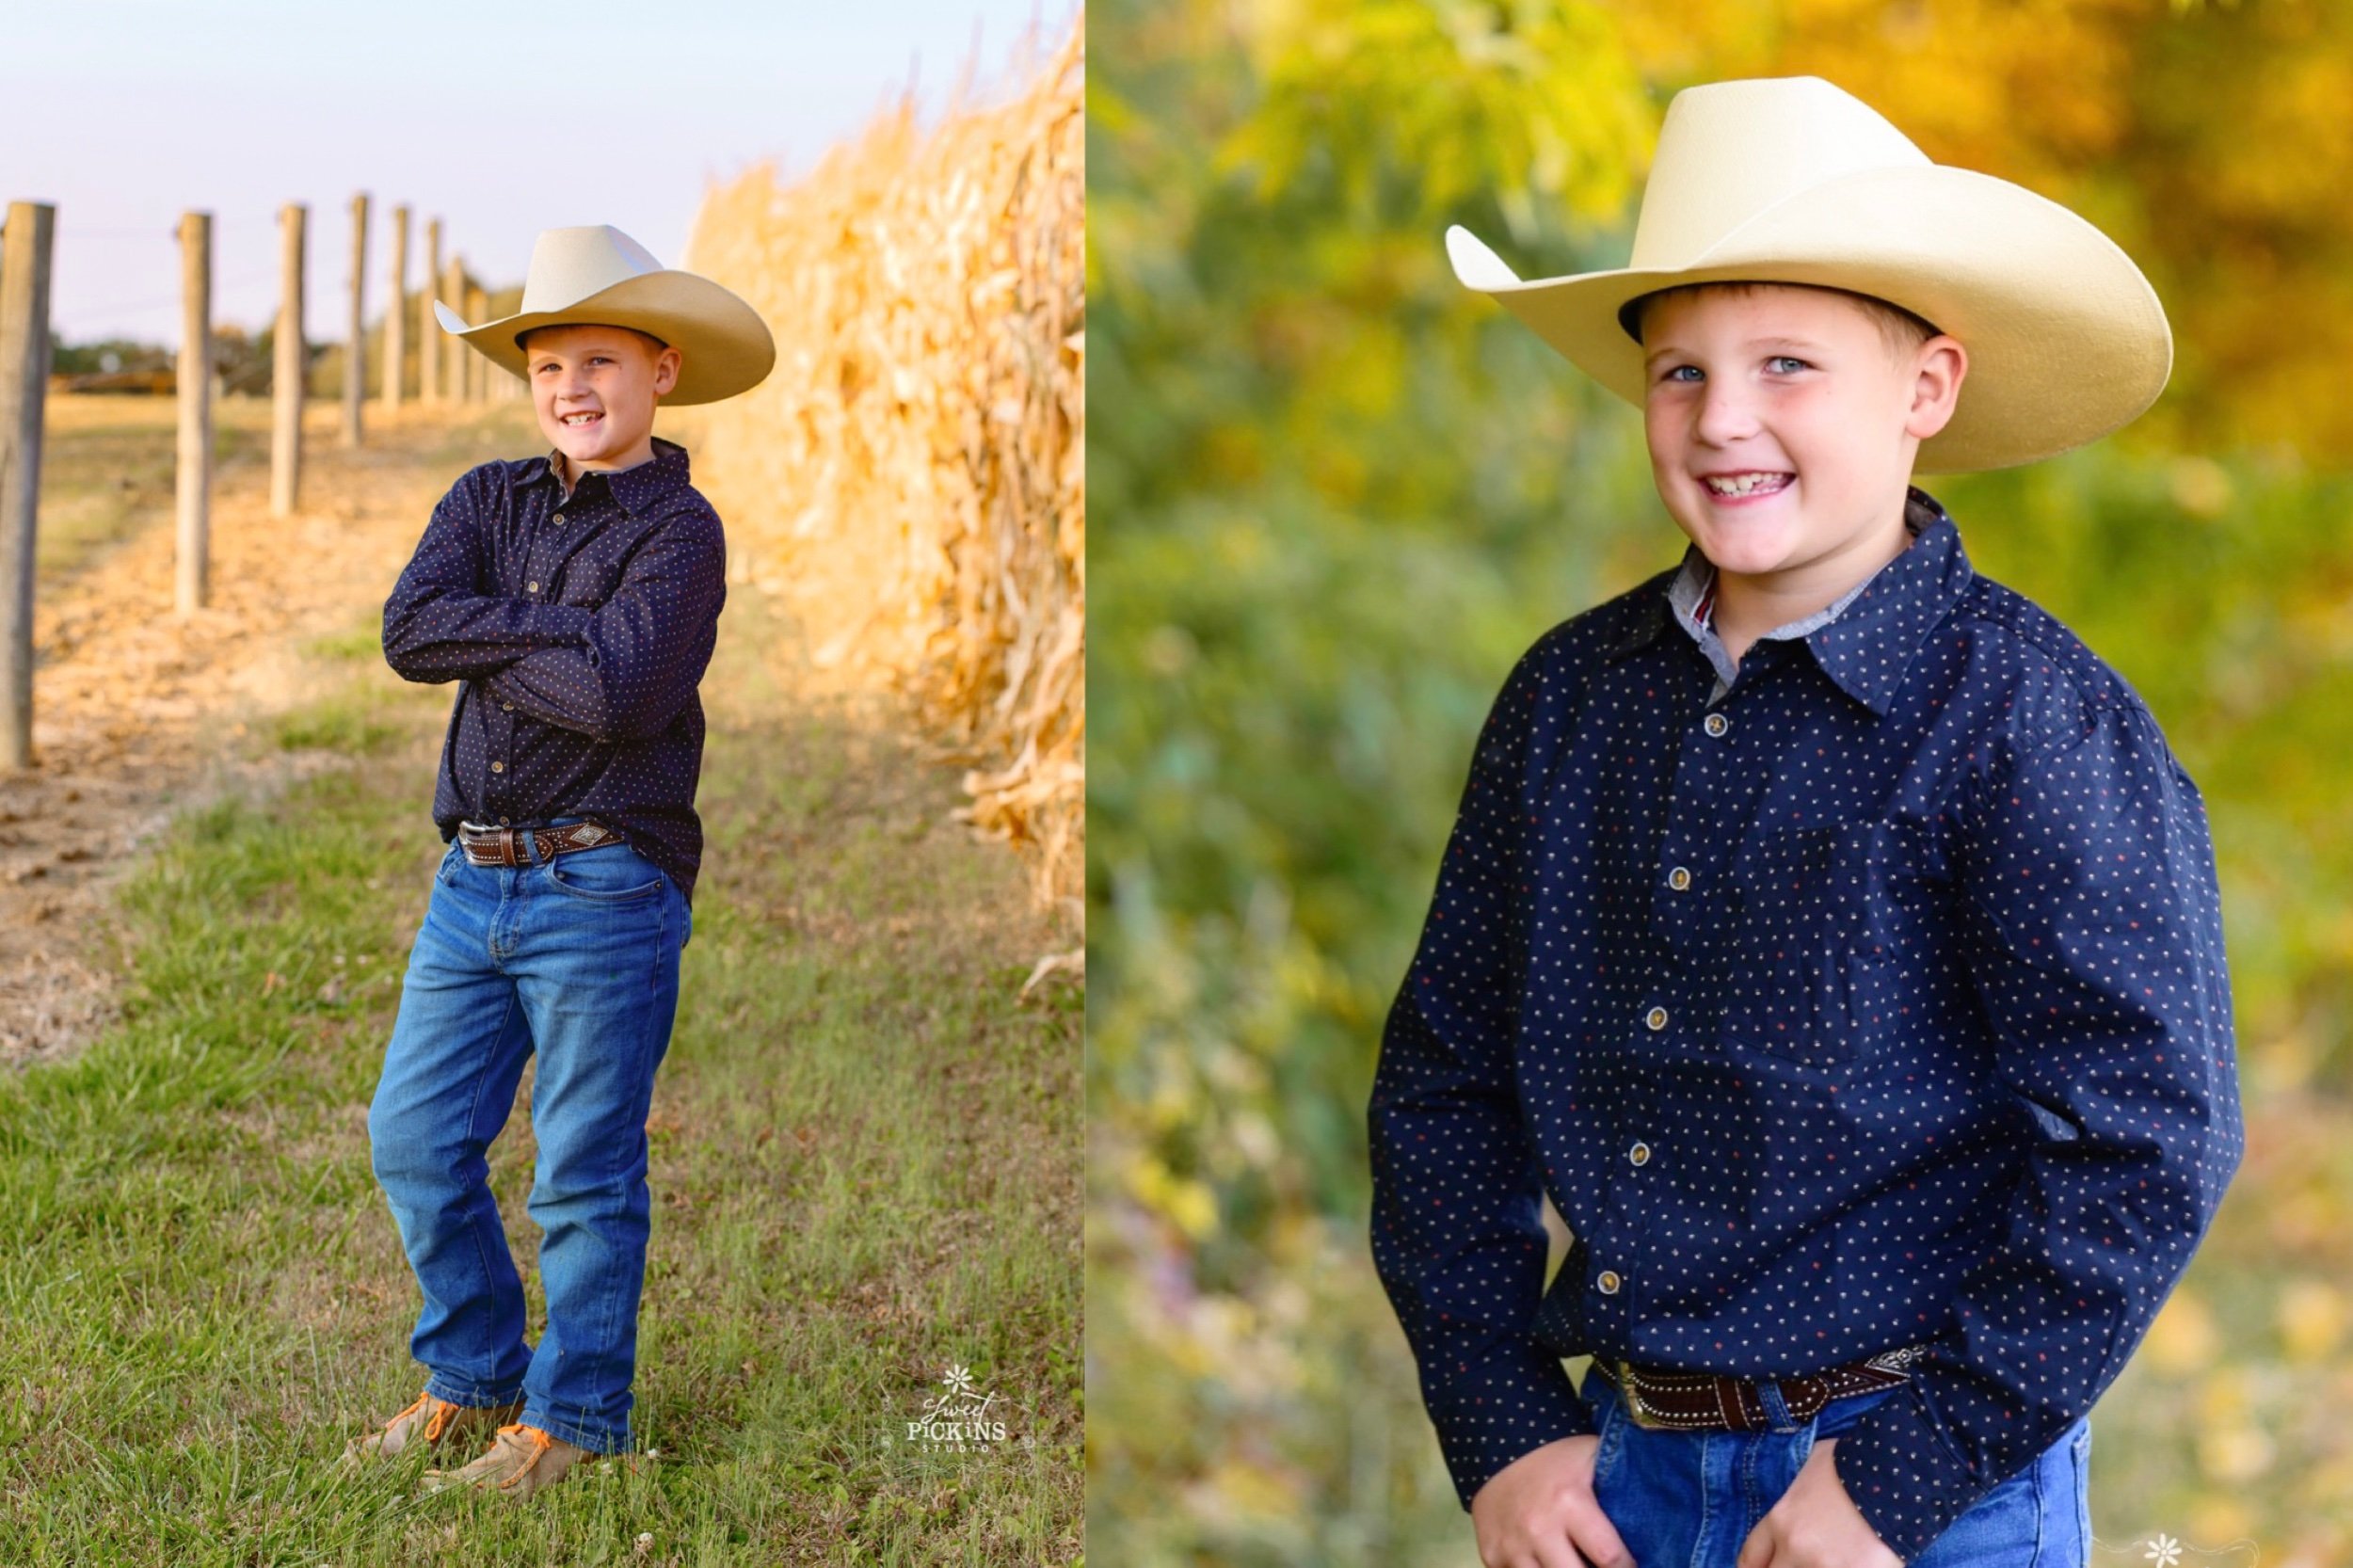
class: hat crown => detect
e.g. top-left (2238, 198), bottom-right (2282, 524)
top-left (517, 225), bottom-right (667, 314)
top-left (1629, 76), bottom-right (1931, 266)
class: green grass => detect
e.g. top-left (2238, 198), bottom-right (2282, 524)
top-left (0, 602), bottom-right (1083, 1565)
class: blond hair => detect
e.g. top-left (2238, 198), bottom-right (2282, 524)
top-left (1627, 280), bottom-right (1941, 364)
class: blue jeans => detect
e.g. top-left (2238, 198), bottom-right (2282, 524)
top-left (367, 817), bottom-right (690, 1454)
top-left (1582, 1366), bottom-right (2091, 1567)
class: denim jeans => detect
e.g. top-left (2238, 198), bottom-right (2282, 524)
top-left (1581, 1365), bottom-right (2091, 1567)
top-left (367, 816), bottom-right (690, 1454)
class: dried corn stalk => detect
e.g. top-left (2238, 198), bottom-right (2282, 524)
top-left (678, 15), bottom-right (1083, 919)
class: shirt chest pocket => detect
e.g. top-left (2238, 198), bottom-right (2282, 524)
top-left (550, 552), bottom-right (623, 610)
top-left (1721, 816), bottom-right (1948, 1070)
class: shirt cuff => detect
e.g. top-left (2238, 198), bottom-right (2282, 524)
top-left (1829, 1378), bottom-right (1993, 1563)
top-left (1430, 1341), bottom-right (1599, 1511)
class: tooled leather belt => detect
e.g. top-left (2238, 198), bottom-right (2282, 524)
top-left (1588, 1343), bottom-right (1929, 1431)
top-left (457, 818), bottom-right (628, 868)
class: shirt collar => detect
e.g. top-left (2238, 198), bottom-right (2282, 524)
top-left (519, 434), bottom-right (693, 517)
top-left (1602, 484), bottom-right (1975, 716)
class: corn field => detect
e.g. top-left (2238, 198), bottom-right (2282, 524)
top-left (677, 15), bottom-right (1084, 920)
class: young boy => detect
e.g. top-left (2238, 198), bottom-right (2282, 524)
top-left (1369, 77), bottom-right (2242, 1568)
top-left (345, 225), bottom-right (773, 1496)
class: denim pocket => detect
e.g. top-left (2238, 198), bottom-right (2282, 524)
top-left (436, 840), bottom-right (464, 887)
top-left (546, 845), bottom-right (664, 903)
top-left (1586, 1373), bottom-right (1628, 1491)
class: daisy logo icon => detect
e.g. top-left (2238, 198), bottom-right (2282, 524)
top-left (906, 1363), bottom-right (1010, 1452)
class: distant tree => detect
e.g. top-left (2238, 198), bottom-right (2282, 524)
top-left (49, 336), bottom-right (170, 376)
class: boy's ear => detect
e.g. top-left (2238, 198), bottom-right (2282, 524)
top-left (1905, 337), bottom-right (1967, 445)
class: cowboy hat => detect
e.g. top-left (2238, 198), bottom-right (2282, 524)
top-left (1444, 75), bottom-right (2171, 473)
top-left (433, 224), bottom-right (775, 406)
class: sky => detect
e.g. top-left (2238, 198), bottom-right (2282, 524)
top-left (0, 0), bottom-right (1077, 346)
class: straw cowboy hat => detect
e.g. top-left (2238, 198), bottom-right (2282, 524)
top-left (1444, 75), bottom-right (2171, 473)
top-left (434, 224), bottom-right (775, 406)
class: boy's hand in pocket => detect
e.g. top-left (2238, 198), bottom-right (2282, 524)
top-left (1735, 1436), bottom-right (1903, 1568)
top-left (1471, 1433), bottom-right (1634, 1568)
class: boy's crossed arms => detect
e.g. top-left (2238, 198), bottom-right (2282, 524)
top-left (381, 470), bottom-right (724, 744)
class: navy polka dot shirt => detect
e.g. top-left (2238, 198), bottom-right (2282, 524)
top-left (1368, 485), bottom-right (2243, 1561)
top-left (381, 435), bottom-right (726, 909)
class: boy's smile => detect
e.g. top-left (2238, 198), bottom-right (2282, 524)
top-left (522, 323), bottom-right (682, 483)
top-left (1639, 282), bottom-right (1965, 648)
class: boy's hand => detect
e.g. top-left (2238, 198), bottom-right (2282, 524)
top-left (1470, 1433), bottom-right (1635, 1568)
top-left (1734, 1437), bottom-right (1903, 1568)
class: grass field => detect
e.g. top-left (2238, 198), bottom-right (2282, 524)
top-left (0, 403), bottom-right (1083, 1565)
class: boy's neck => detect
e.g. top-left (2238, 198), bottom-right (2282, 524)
top-left (553, 439), bottom-right (658, 501)
top-left (1706, 505), bottom-right (1917, 662)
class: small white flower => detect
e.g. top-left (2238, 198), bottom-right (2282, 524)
top-left (2145, 1533), bottom-right (2183, 1568)
top-left (634, 1532), bottom-right (654, 1557)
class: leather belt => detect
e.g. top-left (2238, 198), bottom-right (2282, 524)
top-left (457, 818), bottom-right (627, 868)
top-left (1589, 1343), bottom-right (1929, 1432)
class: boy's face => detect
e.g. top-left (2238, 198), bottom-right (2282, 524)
top-left (522, 323), bottom-right (681, 472)
top-left (1640, 283), bottom-right (1964, 600)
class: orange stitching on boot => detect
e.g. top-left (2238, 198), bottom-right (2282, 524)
top-left (385, 1390), bottom-right (433, 1436)
top-left (494, 1423), bottom-right (553, 1489)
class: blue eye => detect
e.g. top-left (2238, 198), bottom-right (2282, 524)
top-left (1768, 355), bottom-right (1809, 373)
top-left (1663, 365), bottom-right (1699, 383)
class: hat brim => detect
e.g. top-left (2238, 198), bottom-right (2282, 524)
top-left (434, 270), bottom-right (776, 407)
top-left (1449, 166), bottom-right (2171, 474)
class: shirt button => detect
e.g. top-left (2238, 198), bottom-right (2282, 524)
top-left (502, 701), bottom-right (514, 711)
top-left (1598, 1270), bottom-right (1622, 1294)
top-left (498, 816), bottom-right (509, 825)
top-left (490, 760), bottom-right (505, 773)
top-left (1645, 1006), bottom-right (1668, 1031)
top-left (1704, 712), bottom-right (1730, 737)
top-left (528, 581), bottom-right (539, 593)
top-left (1629, 1142), bottom-right (1651, 1166)
top-left (1667, 866), bottom-right (1691, 890)
top-left (552, 512), bottom-right (565, 525)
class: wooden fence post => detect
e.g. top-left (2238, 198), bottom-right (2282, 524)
top-left (343, 191), bottom-right (368, 445)
top-left (384, 203), bottom-right (408, 411)
top-left (441, 254), bottom-right (467, 408)
top-left (270, 201), bottom-right (306, 518)
top-left (422, 217), bottom-right (442, 405)
top-left (0, 201), bottom-right (56, 769)
top-left (176, 210), bottom-right (212, 616)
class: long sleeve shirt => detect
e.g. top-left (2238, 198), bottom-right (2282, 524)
top-left (380, 435), bottom-right (727, 908)
top-left (1367, 484), bottom-right (2243, 1563)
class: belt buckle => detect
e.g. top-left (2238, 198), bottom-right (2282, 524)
top-left (1617, 1358), bottom-right (1666, 1430)
top-left (458, 821), bottom-right (515, 866)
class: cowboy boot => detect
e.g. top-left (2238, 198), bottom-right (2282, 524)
top-left (344, 1388), bottom-right (524, 1466)
top-left (419, 1421), bottom-right (595, 1498)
